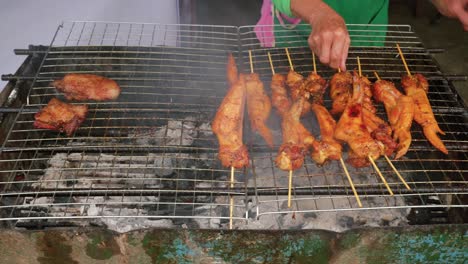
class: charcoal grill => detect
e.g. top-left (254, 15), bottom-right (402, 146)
top-left (0, 21), bottom-right (466, 231)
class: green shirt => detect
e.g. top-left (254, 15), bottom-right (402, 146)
top-left (272, 0), bottom-right (389, 47)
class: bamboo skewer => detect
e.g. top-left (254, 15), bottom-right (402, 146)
top-left (229, 166), bottom-right (234, 229)
top-left (284, 48), bottom-right (295, 208)
top-left (369, 156), bottom-right (394, 195)
top-left (373, 71), bottom-right (411, 190)
top-left (267, 52), bottom-right (275, 75)
top-left (357, 56), bottom-right (362, 77)
top-left (384, 155), bottom-right (411, 190)
top-left (396, 44), bottom-right (411, 76)
top-left (248, 50), bottom-right (254, 74)
top-left (329, 65), bottom-right (363, 206)
top-left (312, 52), bottom-right (317, 74)
top-left (285, 48), bottom-right (294, 71)
top-left (356, 57), bottom-right (393, 196)
top-left (340, 158), bottom-right (363, 207)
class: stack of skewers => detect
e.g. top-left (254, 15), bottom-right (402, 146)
top-left (212, 44), bottom-right (448, 228)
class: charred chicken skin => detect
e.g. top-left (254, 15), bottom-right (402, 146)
top-left (245, 73), bottom-right (274, 147)
top-left (52, 74), bottom-right (121, 101)
top-left (310, 103), bottom-right (342, 165)
top-left (286, 70), bottom-right (311, 116)
top-left (373, 79), bottom-right (415, 159)
top-left (401, 74), bottom-right (447, 154)
top-left (212, 57), bottom-right (249, 168)
top-left (335, 74), bottom-right (384, 167)
top-left (303, 73), bottom-right (327, 104)
top-left (34, 98), bottom-right (88, 136)
top-left (270, 73), bottom-right (291, 117)
top-left (329, 71), bottom-right (352, 115)
top-left (276, 98), bottom-right (317, 171)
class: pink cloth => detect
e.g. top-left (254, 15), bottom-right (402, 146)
top-left (254, 0), bottom-right (301, 47)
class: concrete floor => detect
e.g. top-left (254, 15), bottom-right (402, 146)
top-left (194, 0), bottom-right (468, 105)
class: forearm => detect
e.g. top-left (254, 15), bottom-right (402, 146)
top-left (290, 0), bottom-right (336, 26)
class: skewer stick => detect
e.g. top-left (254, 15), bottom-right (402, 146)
top-left (374, 70), bottom-right (411, 190)
top-left (384, 155), bottom-right (411, 190)
top-left (374, 71), bottom-right (381, 81)
top-left (338, 68), bottom-right (341, 73)
top-left (396, 44), bottom-right (411, 76)
top-left (285, 48), bottom-right (294, 71)
top-left (288, 170), bottom-right (293, 208)
top-left (248, 50), bottom-right (254, 73)
top-left (267, 52), bottom-right (275, 75)
top-left (229, 166), bottom-right (234, 229)
top-left (340, 158), bottom-right (362, 207)
top-left (368, 155), bottom-right (394, 195)
top-left (357, 56), bottom-right (362, 77)
top-left (312, 53), bottom-right (317, 74)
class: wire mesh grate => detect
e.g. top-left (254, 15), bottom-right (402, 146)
top-left (0, 22), bottom-right (466, 229)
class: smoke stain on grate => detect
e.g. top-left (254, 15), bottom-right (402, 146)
top-left (37, 231), bottom-right (78, 264)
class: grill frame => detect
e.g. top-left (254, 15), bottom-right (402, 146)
top-left (0, 21), bottom-right (466, 229)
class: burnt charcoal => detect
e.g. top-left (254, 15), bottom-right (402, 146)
top-left (153, 156), bottom-right (174, 176)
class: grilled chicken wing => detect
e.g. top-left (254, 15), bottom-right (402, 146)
top-left (310, 103), bottom-right (342, 165)
top-left (52, 74), bottom-right (121, 101)
top-left (276, 98), bottom-right (316, 171)
top-left (335, 74), bottom-right (384, 167)
top-left (303, 73), bottom-right (327, 104)
top-left (354, 73), bottom-right (397, 156)
top-left (373, 79), bottom-right (415, 158)
top-left (227, 54), bottom-right (238, 85)
top-left (245, 73), bottom-right (274, 147)
top-left (330, 71), bottom-right (352, 115)
top-left (401, 74), bottom-right (447, 154)
top-left (270, 73), bottom-right (291, 117)
top-left (34, 98), bottom-right (88, 136)
top-left (286, 70), bottom-right (311, 116)
top-left (212, 58), bottom-right (249, 168)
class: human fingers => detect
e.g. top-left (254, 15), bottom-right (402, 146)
top-left (340, 35), bottom-right (351, 71)
top-left (318, 30), bottom-right (333, 65)
top-left (329, 33), bottom-right (346, 69)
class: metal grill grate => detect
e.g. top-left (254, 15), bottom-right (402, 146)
top-left (0, 22), bottom-right (466, 229)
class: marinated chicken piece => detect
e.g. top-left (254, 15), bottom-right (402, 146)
top-left (335, 74), bottom-right (384, 167)
top-left (401, 74), bottom-right (447, 154)
top-left (362, 108), bottom-right (398, 156)
top-left (52, 74), bottom-right (121, 101)
top-left (347, 150), bottom-right (371, 168)
top-left (354, 73), bottom-right (397, 156)
top-left (245, 73), bottom-right (274, 147)
top-left (212, 60), bottom-right (249, 168)
top-left (270, 73), bottom-right (291, 117)
top-left (329, 71), bottom-right (352, 115)
top-left (303, 73), bottom-right (327, 104)
top-left (34, 98), bottom-right (88, 136)
top-left (310, 103), bottom-right (342, 165)
top-left (373, 79), bottom-right (415, 158)
top-left (226, 54), bottom-right (238, 85)
top-left (276, 98), bottom-right (316, 171)
top-left (286, 70), bottom-right (310, 116)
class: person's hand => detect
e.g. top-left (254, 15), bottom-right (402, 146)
top-left (291, 0), bottom-right (350, 71)
top-left (308, 9), bottom-right (350, 71)
top-left (432, 0), bottom-right (468, 30)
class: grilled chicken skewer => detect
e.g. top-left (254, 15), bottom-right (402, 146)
top-left (396, 44), bottom-right (447, 154)
top-left (212, 54), bottom-right (249, 168)
top-left (311, 103), bottom-right (342, 165)
top-left (245, 51), bottom-right (274, 147)
top-left (335, 72), bottom-right (384, 168)
top-left (373, 72), bottom-right (415, 159)
top-left (330, 71), bottom-right (352, 115)
top-left (401, 74), bottom-right (447, 154)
